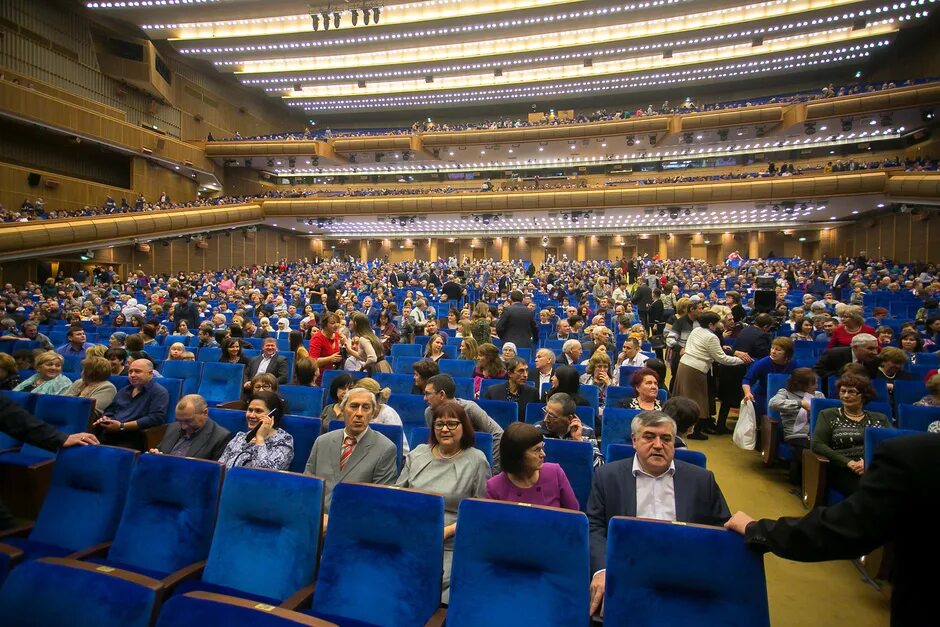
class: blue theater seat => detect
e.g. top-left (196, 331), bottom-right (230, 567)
top-left (897, 404), bottom-right (940, 431)
top-left (157, 592), bottom-right (337, 627)
top-left (278, 385), bottom-right (324, 418)
top-left (476, 399), bottom-right (519, 430)
top-left (305, 482), bottom-right (445, 627)
top-left (385, 393), bottom-right (428, 448)
top-left (0, 557), bottom-right (161, 627)
top-left (606, 443), bottom-right (707, 468)
top-left (604, 517), bottom-right (769, 627)
top-left (0, 446), bottom-right (136, 579)
top-left (207, 408), bottom-right (246, 435)
top-left (197, 362), bottom-right (246, 405)
top-left (281, 415), bottom-right (322, 474)
top-left (439, 359), bottom-right (475, 379)
top-left (447, 499), bottom-right (590, 627)
top-left (173, 468), bottom-right (323, 605)
top-left (160, 361), bottom-right (203, 396)
top-left (372, 372), bottom-right (416, 395)
top-left (543, 439), bottom-right (594, 512)
top-left (599, 407), bottom-right (641, 458)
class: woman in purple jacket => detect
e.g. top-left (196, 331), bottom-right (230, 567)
top-left (485, 422), bottom-right (579, 510)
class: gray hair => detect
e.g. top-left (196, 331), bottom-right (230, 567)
top-left (545, 392), bottom-right (576, 417)
top-left (850, 333), bottom-right (878, 347)
top-left (176, 394), bottom-right (208, 414)
top-left (630, 410), bottom-right (678, 438)
top-left (536, 348), bottom-right (555, 361)
top-left (339, 386), bottom-right (378, 414)
top-left (562, 339), bottom-right (581, 354)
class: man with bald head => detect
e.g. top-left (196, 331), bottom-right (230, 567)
top-left (95, 358), bottom-right (169, 450)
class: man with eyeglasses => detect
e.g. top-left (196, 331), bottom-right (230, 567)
top-left (304, 387), bottom-right (397, 510)
top-left (534, 392), bottom-right (603, 469)
top-left (150, 394), bottom-right (231, 461)
top-left (423, 374), bottom-right (504, 472)
top-left (484, 357), bottom-right (539, 420)
top-left (586, 410), bottom-right (731, 619)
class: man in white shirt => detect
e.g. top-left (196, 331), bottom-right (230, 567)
top-left (618, 337), bottom-right (649, 368)
top-left (586, 411), bottom-right (731, 618)
top-left (528, 348), bottom-right (556, 394)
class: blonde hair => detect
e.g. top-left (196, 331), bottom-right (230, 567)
top-left (353, 377), bottom-right (391, 404)
top-left (586, 350), bottom-right (612, 375)
top-left (85, 344), bottom-right (107, 359)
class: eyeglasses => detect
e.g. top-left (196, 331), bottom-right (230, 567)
top-left (839, 388), bottom-right (861, 396)
top-left (433, 420), bottom-right (461, 431)
top-left (253, 383), bottom-right (274, 390)
top-left (543, 407), bottom-right (565, 421)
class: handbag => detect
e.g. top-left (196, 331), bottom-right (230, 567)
top-left (732, 399), bottom-right (757, 450)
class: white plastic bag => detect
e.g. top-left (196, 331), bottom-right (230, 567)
top-left (733, 399), bottom-right (757, 450)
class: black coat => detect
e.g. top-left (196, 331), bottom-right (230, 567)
top-left (733, 325), bottom-right (773, 360)
top-left (745, 434), bottom-right (940, 627)
top-left (495, 303), bottom-right (539, 349)
top-left (483, 381), bottom-right (540, 420)
top-left (631, 285), bottom-right (654, 312)
top-left (813, 347), bottom-right (878, 379)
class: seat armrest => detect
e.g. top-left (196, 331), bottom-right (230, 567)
top-left (0, 542), bottom-right (24, 568)
top-left (801, 449), bottom-right (829, 509)
top-left (0, 523), bottom-right (33, 540)
top-left (424, 607), bottom-right (447, 627)
top-left (66, 541), bottom-right (112, 560)
top-left (760, 415), bottom-right (779, 466)
top-left (142, 425), bottom-right (168, 451)
top-left (280, 583), bottom-right (316, 610)
top-left (181, 591), bottom-right (338, 625)
top-left (159, 560), bottom-right (206, 591)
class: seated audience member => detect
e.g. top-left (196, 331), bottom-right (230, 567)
top-left (319, 372), bottom-right (356, 431)
top-left (105, 347), bottom-right (128, 375)
top-left (617, 337), bottom-right (649, 368)
top-left (486, 422), bottom-right (579, 510)
top-left (352, 377), bottom-right (409, 453)
top-left (13, 349), bottom-right (35, 372)
top-left (166, 342), bottom-right (187, 361)
top-left (501, 341), bottom-right (518, 363)
top-left (377, 311), bottom-right (400, 354)
top-left (124, 334), bottom-right (145, 355)
top-left (621, 367), bottom-right (662, 411)
top-left (0, 353), bottom-right (19, 390)
top-left (825, 306), bottom-right (876, 349)
top-left (13, 351), bottom-right (71, 395)
top-left (63, 356), bottom-right (117, 418)
top-left (899, 331), bottom-right (924, 363)
top-left (791, 319), bottom-right (816, 342)
top-left (813, 333), bottom-right (880, 379)
top-left (874, 325), bottom-right (894, 347)
top-left (94, 358), bottom-right (169, 450)
top-left (423, 373), bottom-right (504, 471)
top-left (412, 359), bottom-right (440, 395)
top-left (556, 339), bottom-right (583, 366)
top-left (660, 396), bottom-right (700, 448)
top-left (243, 337), bottom-right (288, 392)
top-left (874, 346), bottom-right (912, 395)
top-left (20, 321), bottom-right (54, 350)
top-left (56, 325), bottom-right (93, 356)
top-left (484, 356), bottom-right (539, 420)
top-left (459, 336), bottom-right (479, 360)
top-left (473, 342), bottom-right (507, 385)
top-left (769, 368), bottom-right (825, 482)
top-left (422, 331), bottom-right (448, 364)
top-left (196, 323), bottom-right (218, 348)
top-left (535, 392), bottom-right (603, 468)
top-left (543, 364), bottom-right (590, 406)
top-left (587, 410), bottom-right (731, 618)
top-left (293, 347), bottom-right (318, 386)
top-left (581, 325), bottom-right (615, 359)
top-left (219, 338), bottom-right (250, 366)
top-left (150, 394), bottom-right (232, 461)
top-left (550, 318), bottom-right (576, 341)
top-left (218, 390), bottom-right (294, 470)
top-left (397, 399), bottom-right (490, 604)
top-left (915, 374), bottom-right (940, 406)
top-left (528, 348), bottom-right (556, 393)
top-left (579, 350), bottom-right (613, 413)
top-left (305, 386), bottom-right (398, 509)
top-left (812, 373), bottom-right (891, 495)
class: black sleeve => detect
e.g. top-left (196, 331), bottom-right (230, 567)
top-left (744, 437), bottom-right (911, 561)
top-left (586, 470), bottom-right (609, 574)
top-left (0, 396), bottom-right (67, 452)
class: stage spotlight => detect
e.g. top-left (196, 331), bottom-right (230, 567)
top-left (921, 109), bottom-right (934, 121)
top-left (333, 12), bottom-right (340, 28)
top-left (683, 132), bottom-right (693, 144)
top-left (311, 14), bottom-right (319, 30)
top-left (804, 122), bottom-right (816, 135)
top-left (658, 209), bottom-right (666, 217)
top-left (649, 134), bottom-right (657, 146)
top-left (880, 113), bottom-right (893, 127)
top-left (351, 9), bottom-right (358, 25)
top-left (841, 117), bottom-right (853, 131)
top-left (322, 12), bottom-right (330, 29)
top-left (372, 7), bottom-right (380, 22)
top-left (718, 129), bottom-right (728, 141)
top-left (626, 136), bottom-right (635, 146)
top-left (755, 126), bottom-right (766, 138)
top-left (363, 9), bottom-right (371, 24)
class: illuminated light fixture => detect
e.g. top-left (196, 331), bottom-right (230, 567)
top-left (922, 109), bottom-right (935, 121)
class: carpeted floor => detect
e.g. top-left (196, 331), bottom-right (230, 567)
top-left (690, 430), bottom-right (891, 626)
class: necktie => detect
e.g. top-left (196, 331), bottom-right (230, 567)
top-left (340, 436), bottom-right (356, 470)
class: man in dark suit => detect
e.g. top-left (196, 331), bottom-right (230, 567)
top-left (580, 325), bottom-right (615, 359)
top-left (726, 433), bottom-right (939, 627)
top-left (631, 280), bottom-right (654, 330)
top-left (549, 318), bottom-right (576, 341)
top-left (484, 357), bottom-right (540, 420)
top-left (0, 396), bottom-right (99, 529)
top-left (173, 291), bottom-right (199, 332)
top-left (528, 348), bottom-right (556, 394)
top-left (243, 337), bottom-right (289, 391)
top-left (733, 313), bottom-right (775, 360)
top-left (813, 333), bottom-right (879, 378)
top-left (587, 410), bottom-right (731, 617)
top-left (496, 290), bottom-right (539, 349)
top-left (304, 387), bottom-right (398, 509)
top-left (152, 394), bottom-right (231, 461)
top-left (830, 263), bottom-right (851, 301)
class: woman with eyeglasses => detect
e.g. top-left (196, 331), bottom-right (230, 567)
top-left (396, 400), bottom-right (489, 604)
top-left (217, 391), bottom-right (294, 470)
top-left (811, 373), bottom-right (890, 495)
top-left (485, 422), bottom-right (579, 510)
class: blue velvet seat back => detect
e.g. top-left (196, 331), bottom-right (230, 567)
top-left (208, 408), bottom-right (247, 435)
top-left (197, 362), bottom-right (245, 404)
top-left (898, 404), bottom-right (940, 431)
top-left (385, 393), bottom-right (428, 448)
top-left (604, 517), bottom-right (770, 627)
top-left (28, 446), bottom-right (137, 552)
top-left (14, 395), bottom-right (96, 461)
top-left (543, 438), bottom-right (594, 512)
top-left (157, 592), bottom-right (313, 627)
top-left (107, 454), bottom-right (223, 576)
top-left (448, 499), bottom-right (590, 627)
top-left (864, 427), bottom-right (921, 468)
top-left (600, 407), bottom-right (641, 458)
top-left (0, 558), bottom-right (158, 627)
top-left (200, 468), bottom-right (323, 601)
top-left (278, 385), bottom-right (324, 418)
top-left (310, 482), bottom-right (444, 627)
top-left (281, 415), bottom-right (322, 473)
top-left (476, 399), bottom-right (518, 430)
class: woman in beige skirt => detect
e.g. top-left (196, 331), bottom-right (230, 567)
top-left (672, 311), bottom-right (753, 438)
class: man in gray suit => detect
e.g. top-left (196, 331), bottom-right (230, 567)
top-left (304, 387), bottom-right (398, 509)
top-left (151, 394), bottom-right (231, 461)
top-left (586, 410), bottom-right (730, 618)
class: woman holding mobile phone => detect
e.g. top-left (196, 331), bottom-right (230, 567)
top-left (217, 391), bottom-right (294, 470)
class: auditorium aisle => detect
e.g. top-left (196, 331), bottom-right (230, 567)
top-left (693, 435), bottom-right (891, 626)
